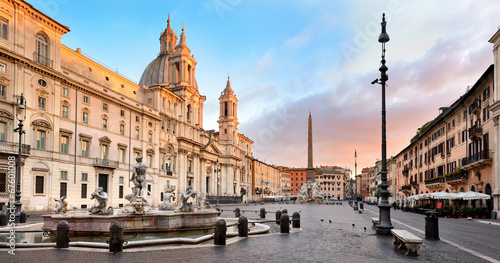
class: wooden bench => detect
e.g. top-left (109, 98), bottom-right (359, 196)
top-left (371, 217), bottom-right (379, 227)
top-left (391, 229), bottom-right (423, 256)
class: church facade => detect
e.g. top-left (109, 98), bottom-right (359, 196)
top-left (0, 0), bottom-right (253, 211)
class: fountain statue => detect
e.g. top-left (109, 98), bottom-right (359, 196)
top-left (89, 187), bottom-right (114, 215)
top-left (54, 196), bottom-right (68, 214)
top-left (175, 186), bottom-right (197, 212)
top-left (122, 156), bottom-right (151, 214)
top-left (159, 185), bottom-right (176, 210)
top-left (297, 180), bottom-right (324, 204)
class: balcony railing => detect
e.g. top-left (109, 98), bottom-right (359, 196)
top-left (33, 52), bottom-right (53, 68)
top-left (425, 176), bottom-right (445, 185)
top-left (446, 172), bottom-right (468, 183)
top-left (462, 150), bottom-right (489, 167)
top-left (469, 99), bottom-right (481, 114)
top-left (0, 141), bottom-right (31, 155)
top-left (401, 184), bottom-right (411, 191)
top-left (468, 125), bottom-right (483, 139)
top-left (93, 158), bottom-right (119, 169)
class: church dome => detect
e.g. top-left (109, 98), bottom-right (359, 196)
top-left (138, 53), bottom-right (169, 87)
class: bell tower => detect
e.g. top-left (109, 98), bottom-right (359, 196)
top-left (218, 75), bottom-right (239, 144)
top-left (160, 14), bottom-right (177, 55)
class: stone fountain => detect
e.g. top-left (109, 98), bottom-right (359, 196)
top-left (42, 156), bottom-right (218, 233)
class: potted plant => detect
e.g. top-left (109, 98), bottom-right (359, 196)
top-left (444, 205), bottom-right (453, 218)
top-left (464, 208), bottom-right (472, 218)
top-left (479, 207), bottom-right (489, 219)
top-left (456, 208), bottom-right (464, 218)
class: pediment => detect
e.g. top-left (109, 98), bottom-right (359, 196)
top-left (99, 136), bottom-right (112, 144)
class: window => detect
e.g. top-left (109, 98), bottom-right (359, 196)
top-left (463, 110), bottom-right (467, 121)
top-left (147, 98), bottom-right (152, 104)
top-left (135, 129), bottom-right (140, 139)
top-left (0, 85), bottom-right (6, 99)
top-left (483, 107), bottom-right (490, 122)
top-left (60, 171), bottom-right (68, 180)
top-left (148, 133), bottom-right (152, 142)
top-left (60, 135), bottom-right (69, 154)
top-left (62, 106), bottom-right (69, 118)
top-left (483, 87), bottom-right (490, 101)
top-left (167, 120), bottom-right (171, 132)
top-left (81, 140), bottom-right (89, 157)
top-left (35, 33), bottom-right (50, 66)
top-left (119, 148), bottom-right (126, 163)
top-left (101, 145), bottom-right (108, 159)
top-left (119, 176), bottom-right (124, 184)
top-left (0, 122), bottom-right (6, 141)
top-left (81, 173), bottom-right (88, 181)
top-left (103, 103), bottom-right (108, 111)
top-left (81, 184), bottom-right (87, 198)
top-left (83, 112), bottom-right (89, 124)
top-left (0, 18), bottom-right (7, 40)
top-left (120, 124), bottom-right (125, 135)
top-left (0, 62), bottom-right (5, 73)
top-left (36, 130), bottom-right (46, 149)
top-left (62, 87), bottom-right (69, 97)
top-left (136, 116), bottom-right (140, 122)
top-left (119, 185), bottom-right (124, 199)
top-left (102, 118), bottom-right (107, 130)
top-left (148, 155), bottom-right (153, 168)
top-left (60, 182), bottom-right (67, 197)
top-left (38, 97), bottom-right (46, 110)
top-left (35, 176), bottom-right (44, 194)
top-left (83, 95), bottom-right (89, 104)
top-left (120, 110), bottom-right (125, 117)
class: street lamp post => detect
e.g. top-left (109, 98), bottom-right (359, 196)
top-left (371, 13), bottom-right (393, 235)
top-left (214, 159), bottom-right (221, 210)
top-left (261, 173), bottom-right (264, 205)
top-left (354, 150), bottom-right (358, 210)
top-left (14, 93), bottom-right (26, 223)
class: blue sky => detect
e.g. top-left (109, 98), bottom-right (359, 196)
top-left (30, 0), bottom-right (500, 173)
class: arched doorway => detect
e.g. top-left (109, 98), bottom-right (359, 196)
top-left (485, 183), bottom-right (493, 211)
top-left (460, 187), bottom-right (465, 192)
top-left (471, 185), bottom-right (475, 192)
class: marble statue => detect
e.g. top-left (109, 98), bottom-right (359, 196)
top-left (54, 196), bottom-right (68, 214)
top-left (159, 185), bottom-right (176, 210)
top-left (89, 187), bottom-right (114, 215)
top-left (122, 156), bottom-right (151, 214)
top-left (175, 186), bottom-right (197, 212)
top-left (297, 180), bottom-right (324, 204)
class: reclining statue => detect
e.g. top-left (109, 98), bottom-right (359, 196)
top-left (89, 187), bottom-right (113, 215)
top-left (54, 196), bottom-right (68, 214)
top-left (175, 186), bottom-right (197, 212)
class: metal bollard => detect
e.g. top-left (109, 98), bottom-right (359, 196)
top-left (280, 213), bottom-right (289, 233)
top-left (109, 221), bottom-right (123, 253)
top-left (292, 212), bottom-right (300, 228)
top-left (282, 209), bottom-right (288, 215)
top-left (260, 208), bottom-right (266, 219)
top-left (0, 211), bottom-right (7, 226)
top-left (56, 221), bottom-right (70, 248)
top-left (424, 211), bottom-right (439, 240)
top-left (235, 207), bottom-right (240, 218)
top-left (354, 201), bottom-right (358, 210)
top-left (20, 211), bottom-right (27, 223)
top-left (275, 210), bottom-right (282, 225)
top-left (214, 219), bottom-right (227, 245)
top-left (238, 215), bottom-right (248, 237)
top-left (359, 203), bottom-right (364, 210)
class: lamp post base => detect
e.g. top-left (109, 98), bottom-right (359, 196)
top-left (376, 202), bottom-right (393, 236)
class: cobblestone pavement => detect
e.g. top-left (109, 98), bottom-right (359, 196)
top-left (1, 202), bottom-right (498, 263)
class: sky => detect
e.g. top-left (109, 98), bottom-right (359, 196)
top-left (30, 0), bottom-right (499, 175)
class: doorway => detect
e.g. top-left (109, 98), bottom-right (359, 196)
top-left (98, 174), bottom-right (108, 193)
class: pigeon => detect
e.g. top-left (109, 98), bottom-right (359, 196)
top-left (72, 206), bottom-right (77, 210)
top-left (352, 224), bottom-right (355, 227)
top-left (364, 227), bottom-right (366, 231)
top-left (320, 219), bottom-right (324, 222)
top-left (329, 220), bottom-right (332, 223)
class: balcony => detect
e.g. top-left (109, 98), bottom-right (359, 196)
top-left (33, 52), bottom-right (53, 68)
top-left (402, 170), bottom-right (409, 176)
top-left (93, 158), bottom-right (119, 169)
top-left (446, 171), bottom-right (468, 186)
top-left (468, 125), bottom-right (483, 139)
top-left (469, 99), bottom-right (481, 114)
top-left (0, 141), bottom-right (31, 156)
top-left (425, 176), bottom-right (445, 188)
top-left (462, 150), bottom-right (492, 170)
top-left (401, 184), bottom-right (411, 193)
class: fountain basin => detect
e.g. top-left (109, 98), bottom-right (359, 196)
top-left (42, 210), bottom-right (219, 232)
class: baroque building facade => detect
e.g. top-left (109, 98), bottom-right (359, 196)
top-left (0, 0), bottom-right (254, 211)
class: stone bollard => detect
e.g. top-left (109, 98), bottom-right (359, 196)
top-left (260, 208), bottom-right (266, 219)
top-left (282, 209), bottom-right (288, 215)
top-left (280, 213), bottom-right (290, 233)
top-left (238, 215), bottom-right (248, 237)
top-left (354, 201), bottom-right (358, 211)
top-left (275, 210), bottom-right (282, 225)
top-left (56, 221), bottom-right (70, 248)
top-left (0, 211), bottom-right (7, 226)
top-left (109, 221), bottom-right (123, 253)
top-left (214, 219), bottom-right (227, 245)
top-left (20, 211), bottom-right (27, 223)
top-left (235, 207), bottom-right (240, 218)
top-left (292, 212), bottom-right (300, 228)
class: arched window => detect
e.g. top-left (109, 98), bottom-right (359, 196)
top-left (224, 102), bottom-right (228, 116)
top-left (35, 33), bottom-right (50, 67)
top-left (187, 104), bottom-right (191, 121)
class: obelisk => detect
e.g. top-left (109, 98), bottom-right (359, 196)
top-left (306, 112), bottom-right (315, 182)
